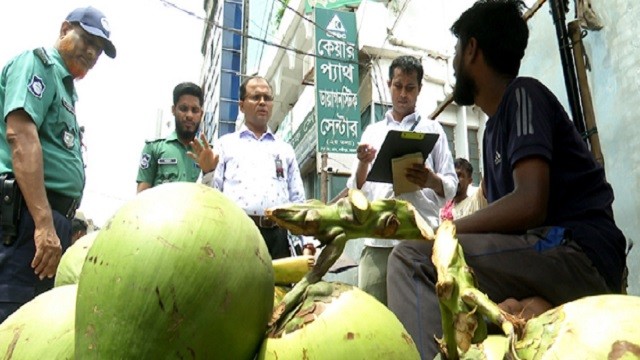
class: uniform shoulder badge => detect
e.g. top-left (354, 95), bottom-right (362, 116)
top-left (33, 47), bottom-right (53, 66)
top-left (140, 153), bottom-right (151, 169)
top-left (27, 75), bottom-right (46, 99)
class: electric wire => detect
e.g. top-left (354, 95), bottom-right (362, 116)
top-left (160, 0), bottom-right (363, 66)
top-left (255, 0), bottom-right (277, 73)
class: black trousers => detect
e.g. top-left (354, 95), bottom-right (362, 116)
top-left (258, 227), bottom-right (291, 260)
top-left (0, 205), bottom-right (72, 323)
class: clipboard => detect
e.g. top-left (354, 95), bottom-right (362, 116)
top-left (366, 130), bottom-right (440, 183)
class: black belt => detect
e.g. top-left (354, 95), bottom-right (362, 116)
top-left (248, 215), bottom-right (277, 229)
top-left (46, 190), bottom-right (80, 220)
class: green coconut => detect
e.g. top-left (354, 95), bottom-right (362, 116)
top-left (0, 285), bottom-right (77, 359)
top-left (258, 281), bottom-right (420, 359)
top-left (75, 182), bottom-right (274, 359)
top-left (55, 231), bottom-right (99, 287)
top-left (514, 294), bottom-right (640, 359)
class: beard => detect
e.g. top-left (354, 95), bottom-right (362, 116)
top-left (175, 118), bottom-right (199, 140)
top-left (58, 38), bottom-right (89, 79)
top-left (65, 61), bottom-right (88, 80)
top-left (452, 66), bottom-right (476, 106)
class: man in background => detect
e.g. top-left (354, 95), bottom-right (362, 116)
top-left (0, 6), bottom-right (115, 322)
top-left (136, 82), bottom-right (204, 193)
top-left (346, 55), bottom-right (457, 305)
top-left (440, 157), bottom-right (487, 221)
top-left (190, 76), bottom-right (313, 259)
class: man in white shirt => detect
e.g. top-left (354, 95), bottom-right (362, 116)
top-left (191, 76), bottom-right (309, 259)
top-left (346, 55), bottom-right (457, 304)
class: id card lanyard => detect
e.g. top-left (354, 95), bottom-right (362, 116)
top-left (275, 155), bottom-right (284, 179)
top-left (409, 114), bottom-right (421, 131)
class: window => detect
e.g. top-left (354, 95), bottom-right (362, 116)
top-left (467, 128), bottom-right (481, 185)
top-left (221, 51), bottom-right (240, 70)
top-left (303, 171), bottom-right (316, 201)
top-left (220, 70), bottom-right (240, 100)
top-left (223, 1), bottom-right (243, 29)
top-left (222, 30), bottom-right (242, 50)
top-left (219, 99), bottom-right (239, 124)
top-left (359, 102), bottom-right (391, 131)
top-left (330, 175), bottom-right (348, 200)
top-left (441, 124), bottom-right (455, 159)
top-left (218, 121), bottom-right (236, 137)
top-left (374, 103), bottom-right (391, 123)
top-left (360, 105), bottom-right (372, 131)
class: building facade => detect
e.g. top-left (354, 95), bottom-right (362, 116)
top-left (201, 0), bottom-right (245, 140)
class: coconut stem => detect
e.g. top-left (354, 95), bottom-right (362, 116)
top-left (265, 190), bottom-right (434, 336)
top-left (433, 222), bottom-right (489, 358)
top-left (439, 304), bottom-right (459, 360)
top-left (268, 237), bottom-right (347, 334)
top-left (265, 189), bottom-right (434, 244)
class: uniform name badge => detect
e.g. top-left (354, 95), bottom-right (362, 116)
top-left (158, 158), bottom-right (177, 165)
top-left (63, 131), bottom-right (74, 149)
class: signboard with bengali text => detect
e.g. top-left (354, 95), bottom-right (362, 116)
top-left (314, 7), bottom-right (360, 154)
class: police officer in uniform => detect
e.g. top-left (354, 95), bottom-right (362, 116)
top-left (136, 82), bottom-right (204, 193)
top-left (0, 6), bottom-right (116, 322)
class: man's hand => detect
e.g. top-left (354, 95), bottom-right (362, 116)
top-left (31, 224), bottom-right (62, 279)
top-left (355, 144), bottom-right (376, 189)
top-left (356, 144), bottom-right (376, 164)
top-left (405, 163), bottom-right (445, 196)
top-left (188, 133), bottom-right (219, 173)
top-left (6, 109), bottom-right (63, 279)
top-left (302, 243), bottom-right (316, 256)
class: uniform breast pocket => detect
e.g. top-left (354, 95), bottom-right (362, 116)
top-left (57, 119), bottom-right (79, 150)
top-left (156, 158), bottom-right (179, 184)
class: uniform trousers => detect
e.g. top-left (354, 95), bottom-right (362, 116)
top-left (0, 204), bottom-right (71, 323)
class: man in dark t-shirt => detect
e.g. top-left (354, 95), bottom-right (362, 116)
top-left (484, 77), bottom-right (624, 291)
top-left (386, 1), bottom-right (626, 359)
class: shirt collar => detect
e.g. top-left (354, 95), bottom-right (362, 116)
top-left (49, 48), bottom-right (77, 99)
top-left (384, 110), bottom-right (421, 128)
top-left (238, 124), bottom-right (275, 140)
top-left (166, 131), bottom-right (180, 141)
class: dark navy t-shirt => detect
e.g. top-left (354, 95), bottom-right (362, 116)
top-left (483, 77), bottom-right (625, 292)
